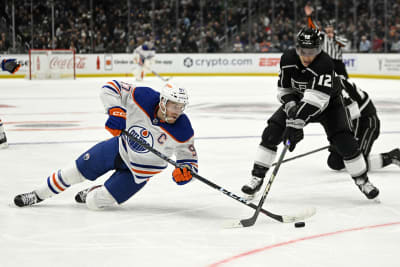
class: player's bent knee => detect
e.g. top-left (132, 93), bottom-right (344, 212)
top-left (61, 163), bottom-right (86, 185)
top-left (86, 186), bottom-right (117, 210)
top-left (260, 122), bottom-right (284, 149)
top-left (327, 152), bottom-right (345, 170)
top-left (330, 131), bottom-right (360, 159)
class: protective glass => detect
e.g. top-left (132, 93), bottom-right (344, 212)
top-left (296, 46), bottom-right (321, 57)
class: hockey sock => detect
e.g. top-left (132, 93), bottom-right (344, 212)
top-left (254, 145), bottom-right (277, 170)
top-left (381, 152), bottom-right (393, 167)
top-left (252, 164), bottom-right (269, 179)
top-left (343, 153), bottom-right (368, 178)
top-left (35, 163), bottom-right (86, 200)
top-left (368, 154), bottom-right (384, 170)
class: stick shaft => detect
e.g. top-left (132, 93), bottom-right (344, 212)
top-left (122, 130), bottom-right (285, 222)
top-left (240, 142), bottom-right (289, 227)
top-left (272, 145), bottom-right (329, 166)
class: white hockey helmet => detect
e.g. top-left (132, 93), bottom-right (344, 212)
top-left (159, 83), bottom-right (189, 122)
top-left (160, 83), bottom-right (189, 106)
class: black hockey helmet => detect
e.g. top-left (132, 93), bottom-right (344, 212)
top-left (323, 19), bottom-right (336, 28)
top-left (296, 27), bottom-right (322, 57)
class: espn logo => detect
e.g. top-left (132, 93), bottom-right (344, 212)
top-left (259, 58), bottom-right (280, 67)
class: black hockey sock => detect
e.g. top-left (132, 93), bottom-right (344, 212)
top-left (381, 153), bottom-right (392, 167)
top-left (252, 164), bottom-right (269, 178)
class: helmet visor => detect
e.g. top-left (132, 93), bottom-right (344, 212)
top-left (296, 46), bottom-right (321, 57)
top-left (166, 100), bottom-right (186, 113)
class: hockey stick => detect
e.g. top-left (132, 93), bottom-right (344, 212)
top-left (272, 145), bottom-right (329, 166)
top-left (143, 65), bottom-right (172, 82)
top-left (237, 140), bottom-right (290, 228)
top-left (122, 130), bottom-right (314, 223)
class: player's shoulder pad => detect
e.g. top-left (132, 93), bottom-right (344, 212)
top-left (311, 52), bottom-right (334, 75)
top-left (161, 114), bottom-right (194, 143)
top-left (132, 86), bottom-right (160, 115)
top-left (280, 49), bottom-right (298, 66)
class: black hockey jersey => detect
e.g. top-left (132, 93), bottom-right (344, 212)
top-left (341, 79), bottom-right (376, 118)
top-left (277, 49), bottom-right (339, 123)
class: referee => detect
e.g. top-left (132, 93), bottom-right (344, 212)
top-left (305, 4), bottom-right (349, 79)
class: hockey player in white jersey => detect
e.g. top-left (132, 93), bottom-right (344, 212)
top-left (133, 40), bottom-right (156, 81)
top-left (0, 58), bottom-right (21, 149)
top-left (14, 81), bottom-right (198, 210)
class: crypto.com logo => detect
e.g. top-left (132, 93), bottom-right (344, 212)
top-left (183, 57), bottom-right (194, 68)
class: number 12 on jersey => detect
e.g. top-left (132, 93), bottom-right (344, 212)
top-left (318, 74), bottom-right (332, 87)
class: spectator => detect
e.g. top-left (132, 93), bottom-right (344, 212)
top-left (232, 36), bottom-right (244, 52)
top-left (259, 38), bottom-right (271, 52)
top-left (0, 40), bottom-right (6, 53)
top-left (279, 34), bottom-right (293, 52)
top-left (126, 39), bottom-right (136, 53)
top-left (359, 35), bottom-right (371, 53)
top-left (391, 36), bottom-right (400, 52)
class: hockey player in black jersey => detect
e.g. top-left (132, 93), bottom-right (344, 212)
top-left (327, 79), bottom-right (400, 171)
top-left (241, 27), bottom-right (379, 200)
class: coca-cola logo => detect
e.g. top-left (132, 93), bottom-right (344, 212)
top-left (49, 56), bottom-right (86, 69)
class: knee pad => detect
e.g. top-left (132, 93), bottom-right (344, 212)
top-left (330, 131), bottom-right (360, 159)
top-left (327, 152), bottom-right (345, 170)
top-left (86, 186), bottom-right (117, 210)
top-left (260, 122), bottom-right (284, 150)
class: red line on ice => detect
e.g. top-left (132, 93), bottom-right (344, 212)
top-left (208, 221), bottom-right (400, 267)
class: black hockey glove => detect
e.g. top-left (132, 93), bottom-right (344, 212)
top-left (283, 101), bottom-right (304, 151)
top-left (283, 119), bottom-right (304, 152)
top-left (284, 101), bottom-right (298, 118)
top-left (1, 59), bottom-right (21, 74)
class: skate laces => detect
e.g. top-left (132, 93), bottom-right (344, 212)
top-left (248, 176), bottom-right (262, 189)
top-left (21, 192), bottom-right (38, 205)
top-left (355, 178), bottom-right (375, 193)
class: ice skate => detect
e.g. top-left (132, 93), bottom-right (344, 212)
top-left (14, 191), bottom-right (43, 207)
top-left (0, 131), bottom-right (7, 149)
top-left (75, 185), bottom-right (102, 203)
top-left (388, 148), bottom-right (400, 166)
top-left (354, 177), bottom-right (379, 199)
top-left (241, 176), bottom-right (264, 199)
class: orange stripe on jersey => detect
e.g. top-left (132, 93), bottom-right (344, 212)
top-left (190, 163), bottom-right (198, 169)
top-left (52, 173), bottom-right (65, 191)
top-left (107, 82), bottom-right (121, 95)
top-left (131, 167), bottom-right (161, 175)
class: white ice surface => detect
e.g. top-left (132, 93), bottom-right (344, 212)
top-left (0, 76), bottom-right (399, 267)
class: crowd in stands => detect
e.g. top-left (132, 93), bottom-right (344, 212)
top-left (1, 0), bottom-right (400, 54)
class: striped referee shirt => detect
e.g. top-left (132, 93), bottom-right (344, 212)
top-left (321, 33), bottom-right (348, 60)
top-left (307, 16), bottom-right (348, 60)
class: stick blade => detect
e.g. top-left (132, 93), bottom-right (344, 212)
top-left (281, 207), bottom-right (317, 223)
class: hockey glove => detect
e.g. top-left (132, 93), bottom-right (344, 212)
top-left (283, 118), bottom-right (305, 152)
top-left (284, 101), bottom-right (298, 118)
top-left (1, 59), bottom-right (21, 74)
top-left (172, 165), bottom-right (193, 185)
top-left (105, 107), bottom-right (126, 136)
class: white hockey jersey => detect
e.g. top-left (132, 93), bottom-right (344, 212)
top-left (101, 80), bottom-right (198, 184)
top-left (134, 43), bottom-right (156, 60)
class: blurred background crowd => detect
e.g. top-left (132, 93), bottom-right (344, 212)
top-left (1, 0), bottom-right (400, 54)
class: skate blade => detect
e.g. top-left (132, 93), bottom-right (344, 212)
top-left (223, 220), bottom-right (246, 229)
top-left (242, 193), bottom-right (256, 201)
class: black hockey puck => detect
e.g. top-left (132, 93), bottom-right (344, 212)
top-left (294, 222), bottom-right (305, 228)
